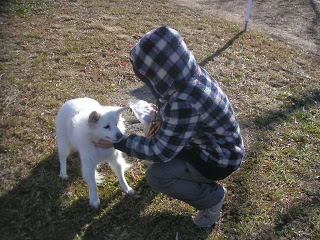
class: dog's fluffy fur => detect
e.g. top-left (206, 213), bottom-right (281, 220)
top-left (55, 97), bottom-right (134, 208)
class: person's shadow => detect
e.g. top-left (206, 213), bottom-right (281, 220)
top-left (199, 31), bottom-right (244, 67)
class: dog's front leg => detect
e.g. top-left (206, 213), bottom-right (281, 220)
top-left (81, 157), bottom-right (100, 208)
top-left (109, 157), bottom-right (135, 195)
top-left (57, 141), bottom-right (71, 179)
top-left (59, 156), bottom-right (69, 179)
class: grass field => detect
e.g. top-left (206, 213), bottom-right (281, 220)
top-left (0, 0), bottom-right (319, 239)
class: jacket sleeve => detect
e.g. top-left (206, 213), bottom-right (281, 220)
top-left (114, 100), bottom-right (200, 162)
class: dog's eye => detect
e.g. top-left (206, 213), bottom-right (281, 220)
top-left (104, 125), bottom-right (110, 129)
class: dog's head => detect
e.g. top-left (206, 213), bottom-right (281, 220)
top-left (88, 106), bottom-right (128, 143)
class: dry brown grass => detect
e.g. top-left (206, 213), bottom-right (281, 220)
top-left (0, 0), bottom-right (319, 239)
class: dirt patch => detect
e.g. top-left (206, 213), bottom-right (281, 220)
top-left (174, 0), bottom-right (320, 55)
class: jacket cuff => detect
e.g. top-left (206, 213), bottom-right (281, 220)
top-left (114, 135), bottom-right (128, 152)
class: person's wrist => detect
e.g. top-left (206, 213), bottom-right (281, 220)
top-left (114, 135), bottom-right (128, 151)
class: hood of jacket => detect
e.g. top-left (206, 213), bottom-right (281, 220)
top-left (129, 26), bottom-right (198, 101)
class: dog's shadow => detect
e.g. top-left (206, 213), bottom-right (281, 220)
top-left (0, 153), bottom-right (211, 240)
top-left (0, 153), bottom-right (90, 240)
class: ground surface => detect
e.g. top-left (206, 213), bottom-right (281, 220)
top-left (174, 0), bottom-right (320, 55)
top-left (0, 1), bottom-right (319, 239)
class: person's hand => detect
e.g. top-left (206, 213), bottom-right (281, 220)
top-left (149, 103), bottom-right (158, 111)
top-left (92, 139), bottom-right (114, 149)
top-left (147, 110), bottom-right (162, 138)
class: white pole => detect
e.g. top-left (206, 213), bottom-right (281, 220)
top-left (244, 0), bottom-right (253, 31)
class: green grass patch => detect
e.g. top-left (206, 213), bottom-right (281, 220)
top-left (0, 0), bottom-right (319, 239)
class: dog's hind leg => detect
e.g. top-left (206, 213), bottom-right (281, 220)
top-left (108, 152), bottom-right (135, 195)
top-left (81, 156), bottom-right (100, 208)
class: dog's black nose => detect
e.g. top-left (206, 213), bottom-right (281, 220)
top-left (116, 132), bottom-right (123, 140)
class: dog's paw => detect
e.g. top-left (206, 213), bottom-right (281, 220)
top-left (59, 172), bottom-right (69, 179)
top-left (126, 189), bottom-right (136, 195)
top-left (89, 198), bottom-right (100, 208)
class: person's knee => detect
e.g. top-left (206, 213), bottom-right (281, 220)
top-left (145, 164), bottom-right (170, 192)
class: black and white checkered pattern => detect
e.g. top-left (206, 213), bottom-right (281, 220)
top-left (115, 26), bottom-right (244, 179)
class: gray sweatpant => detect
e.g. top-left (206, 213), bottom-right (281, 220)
top-left (145, 158), bottom-right (225, 210)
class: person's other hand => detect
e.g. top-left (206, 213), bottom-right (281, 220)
top-left (147, 110), bottom-right (162, 138)
top-left (93, 139), bottom-right (114, 149)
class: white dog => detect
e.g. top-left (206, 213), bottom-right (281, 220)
top-left (55, 97), bottom-right (134, 208)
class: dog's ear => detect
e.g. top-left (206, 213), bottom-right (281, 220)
top-left (88, 111), bottom-right (100, 127)
top-left (116, 106), bottom-right (129, 116)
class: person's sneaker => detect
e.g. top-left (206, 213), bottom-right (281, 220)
top-left (192, 187), bottom-right (226, 228)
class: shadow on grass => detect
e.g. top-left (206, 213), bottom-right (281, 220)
top-left (130, 84), bottom-right (152, 102)
top-left (81, 194), bottom-right (209, 240)
top-left (0, 153), bottom-right (95, 240)
top-left (0, 152), bottom-right (212, 240)
top-left (253, 88), bottom-right (320, 129)
top-left (308, 0), bottom-right (320, 55)
top-left (245, 192), bottom-right (320, 239)
top-left (225, 88), bottom-right (320, 237)
top-left (199, 31), bottom-right (245, 67)
top-left (310, 0), bottom-right (320, 18)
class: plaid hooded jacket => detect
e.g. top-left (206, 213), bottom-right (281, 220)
top-left (115, 26), bottom-right (245, 180)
